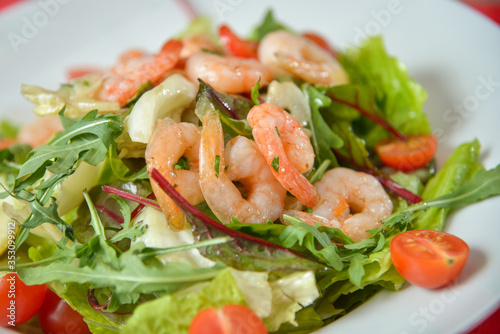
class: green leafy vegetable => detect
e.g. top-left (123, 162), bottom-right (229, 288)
top-left (251, 77), bottom-right (262, 105)
top-left (18, 109), bottom-right (123, 178)
top-left (413, 139), bottom-right (483, 230)
top-left (195, 80), bottom-right (253, 138)
top-left (13, 193), bottom-right (226, 304)
top-left (340, 36), bottom-right (430, 147)
top-left (151, 168), bottom-right (322, 273)
top-left (305, 86), bottom-right (342, 167)
top-left (0, 119), bottom-right (19, 139)
top-left (104, 145), bottom-right (149, 182)
top-left (121, 269), bottom-right (246, 334)
top-left (271, 155), bottom-right (280, 173)
top-left (174, 156), bottom-right (189, 171)
top-left (280, 216), bottom-right (344, 271)
top-left (214, 155), bottom-right (220, 178)
top-left (250, 10), bottom-right (291, 41)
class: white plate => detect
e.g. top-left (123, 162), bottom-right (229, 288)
top-left (1, 0), bottom-right (499, 333)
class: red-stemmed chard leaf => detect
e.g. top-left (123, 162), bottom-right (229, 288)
top-left (102, 185), bottom-right (160, 209)
top-left (96, 204), bottom-right (124, 225)
top-left (88, 289), bottom-right (111, 311)
top-left (326, 88), bottom-right (407, 141)
top-left (130, 192), bottom-right (156, 220)
top-left (195, 79), bottom-right (254, 120)
top-left (194, 80), bottom-right (254, 139)
top-left (151, 168), bottom-right (322, 273)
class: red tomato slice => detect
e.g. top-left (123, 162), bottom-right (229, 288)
top-left (390, 230), bottom-right (470, 289)
top-left (38, 290), bottom-right (91, 334)
top-left (375, 134), bottom-right (438, 172)
top-left (302, 32), bottom-right (337, 58)
top-left (219, 25), bottom-right (259, 59)
top-left (0, 272), bottom-right (47, 326)
top-left (189, 304), bottom-right (268, 334)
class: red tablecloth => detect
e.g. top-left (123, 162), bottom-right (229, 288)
top-left (0, 0), bottom-right (499, 333)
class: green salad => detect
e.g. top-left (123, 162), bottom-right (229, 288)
top-left (1, 10), bottom-right (499, 334)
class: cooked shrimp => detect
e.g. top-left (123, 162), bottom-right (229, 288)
top-left (185, 52), bottom-right (273, 94)
top-left (145, 118), bottom-right (203, 231)
top-left (286, 167), bottom-right (393, 242)
top-left (98, 39), bottom-right (183, 106)
top-left (179, 34), bottom-right (220, 59)
top-left (199, 111), bottom-right (287, 224)
top-left (247, 103), bottom-right (320, 208)
top-left (258, 30), bottom-right (349, 86)
top-left (18, 115), bottom-right (63, 148)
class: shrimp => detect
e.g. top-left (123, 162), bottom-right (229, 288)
top-left (185, 52), bottom-right (273, 94)
top-left (199, 111), bottom-right (287, 224)
top-left (145, 118), bottom-right (203, 231)
top-left (286, 167), bottom-right (393, 242)
top-left (98, 39), bottom-right (183, 106)
top-left (179, 34), bottom-right (220, 59)
top-left (258, 30), bottom-right (349, 86)
top-left (18, 115), bottom-right (63, 148)
top-left (247, 103), bottom-right (320, 208)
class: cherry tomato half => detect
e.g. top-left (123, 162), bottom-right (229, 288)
top-left (37, 290), bottom-right (91, 334)
top-left (0, 272), bottom-right (47, 326)
top-left (375, 134), bottom-right (438, 172)
top-left (219, 25), bottom-right (259, 59)
top-left (189, 304), bottom-right (268, 334)
top-left (390, 230), bottom-right (470, 289)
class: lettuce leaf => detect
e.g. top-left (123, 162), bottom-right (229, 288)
top-left (264, 271), bottom-right (320, 332)
top-left (340, 36), bottom-right (431, 147)
top-left (121, 269), bottom-right (246, 334)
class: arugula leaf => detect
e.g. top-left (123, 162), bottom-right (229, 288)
top-left (0, 144), bottom-right (31, 176)
top-left (18, 109), bottom-right (123, 178)
top-left (280, 216), bottom-right (343, 271)
top-left (422, 165), bottom-right (500, 208)
top-left (18, 243), bottom-right (225, 297)
top-left (10, 111), bottom-right (123, 249)
top-left (14, 193), bottom-right (226, 303)
top-left (25, 197), bottom-right (75, 240)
